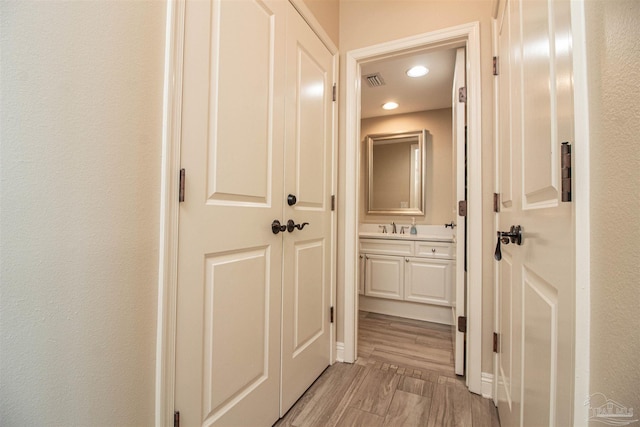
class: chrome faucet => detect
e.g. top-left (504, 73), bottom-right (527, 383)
top-left (391, 222), bottom-right (397, 234)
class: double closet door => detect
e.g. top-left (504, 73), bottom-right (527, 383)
top-left (175, 1), bottom-right (335, 425)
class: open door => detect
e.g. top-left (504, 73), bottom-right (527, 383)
top-left (495, 0), bottom-right (575, 425)
top-left (452, 47), bottom-right (466, 377)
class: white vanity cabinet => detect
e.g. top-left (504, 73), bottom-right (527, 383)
top-left (360, 238), bottom-right (412, 300)
top-left (404, 257), bottom-right (453, 305)
top-left (359, 236), bottom-right (455, 324)
top-left (365, 254), bottom-right (404, 300)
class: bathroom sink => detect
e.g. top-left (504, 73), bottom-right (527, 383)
top-left (358, 231), bottom-right (454, 242)
top-left (358, 223), bottom-right (456, 243)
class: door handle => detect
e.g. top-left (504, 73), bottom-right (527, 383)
top-left (494, 225), bottom-right (523, 261)
top-left (271, 220), bottom-right (287, 235)
top-left (287, 220), bottom-right (309, 232)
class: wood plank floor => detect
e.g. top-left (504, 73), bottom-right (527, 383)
top-left (274, 311), bottom-right (500, 427)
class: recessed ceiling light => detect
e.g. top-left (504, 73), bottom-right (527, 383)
top-left (382, 102), bottom-right (399, 110)
top-left (406, 65), bottom-right (429, 78)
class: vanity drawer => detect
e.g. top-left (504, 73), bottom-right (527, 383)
top-left (414, 241), bottom-right (454, 259)
top-left (360, 239), bottom-right (413, 256)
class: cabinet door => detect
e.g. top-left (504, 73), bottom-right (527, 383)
top-left (365, 254), bottom-right (403, 300)
top-left (405, 258), bottom-right (453, 305)
top-left (414, 241), bottom-right (455, 259)
top-left (358, 253), bottom-right (365, 295)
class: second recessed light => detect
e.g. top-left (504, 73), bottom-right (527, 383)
top-left (406, 65), bottom-right (429, 77)
top-left (382, 102), bottom-right (399, 110)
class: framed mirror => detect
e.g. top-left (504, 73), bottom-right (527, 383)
top-left (366, 130), bottom-right (428, 215)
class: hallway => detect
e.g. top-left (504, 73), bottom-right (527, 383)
top-left (275, 312), bottom-right (500, 427)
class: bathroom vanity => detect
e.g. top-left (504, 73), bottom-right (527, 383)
top-left (358, 225), bottom-right (456, 325)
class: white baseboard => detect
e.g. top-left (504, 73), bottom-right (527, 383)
top-left (335, 342), bottom-right (345, 362)
top-left (481, 372), bottom-right (494, 399)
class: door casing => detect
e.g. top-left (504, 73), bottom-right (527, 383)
top-left (343, 22), bottom-right (484, 394)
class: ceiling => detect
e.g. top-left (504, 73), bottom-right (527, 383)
top-left (360, 48), bottom-right (457, 119)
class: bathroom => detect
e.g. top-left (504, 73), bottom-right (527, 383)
top-left (356, 46), bottom-right (467, 376)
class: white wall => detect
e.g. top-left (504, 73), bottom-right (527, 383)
top-left (585, 0), bottom-right (640, 416)
top-left (0, 1), bottom-right (166, 425)
top-left (302, 0), bottom-right (339, 46)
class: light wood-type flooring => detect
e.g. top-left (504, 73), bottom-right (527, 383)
top-left (274, 311), bottom-right (500, 427)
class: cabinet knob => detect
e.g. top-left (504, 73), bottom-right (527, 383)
top-left (405, 258), bottom-right (410, 263)
top-left (432, 248), bottom-right (436, 253)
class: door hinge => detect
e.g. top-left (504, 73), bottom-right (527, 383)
top-left (330, 306), bottom-right (334, 323)
top-left (174, 411), bottom-right (180, 427)
top-left (179, 168), bottom-right (185, 203)
top-left (493, 332), bottom-right (500, 353)
top-left (458, 200), bottom-right (467, 217)
top-left (493, 56), bottom-right (499, 76)
top-left (493, 193), bottom-right (500, 213)
top-left (457, 316), bottom-right (467, 333)
top-left (331, 195), bottom-right (336, 211)
top-left (561, 142), bottom-right (572, 202)
top-left (332, 83), bottom-right (336, 102)
top-left (458, 87), bottom-right (467, 103)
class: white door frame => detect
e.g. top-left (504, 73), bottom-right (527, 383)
top-left (569, 1), bottom-right (591, 422)
top-left (343, 21), bottom-right (484, 394)
top-left (154, 1), bottom-right (338, 425)
top-left (155, 1), bottom-right (185, 425)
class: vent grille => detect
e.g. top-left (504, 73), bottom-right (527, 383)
top-left (363, 73), bottom-right (385, 87)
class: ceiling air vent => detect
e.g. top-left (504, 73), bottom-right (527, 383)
top-left (363, 73), bottom-right (385, 87)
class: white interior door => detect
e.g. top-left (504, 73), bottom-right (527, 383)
top-left (280, 5), bottom-right (334, 413)
top-left (452, 46), bottom-right (466, 377)
top-left (175, 0), bottom-right (286, 425)
top-left (176, 1), bottom-right (334, 424)
top-left (495, 0), bottom-right (575, 426)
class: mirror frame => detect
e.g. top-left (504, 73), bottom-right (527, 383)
top-left (366, 129), bottom-right (427, 216)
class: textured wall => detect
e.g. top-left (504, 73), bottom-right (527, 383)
top-left (360, 109), bottom-right (454, 226)
top-left (337, 0), bottom-right (496, 374)
top-left (585, 0), bottom-right (640, 420)
top-left (0, 1), bottom-right (165, 425)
